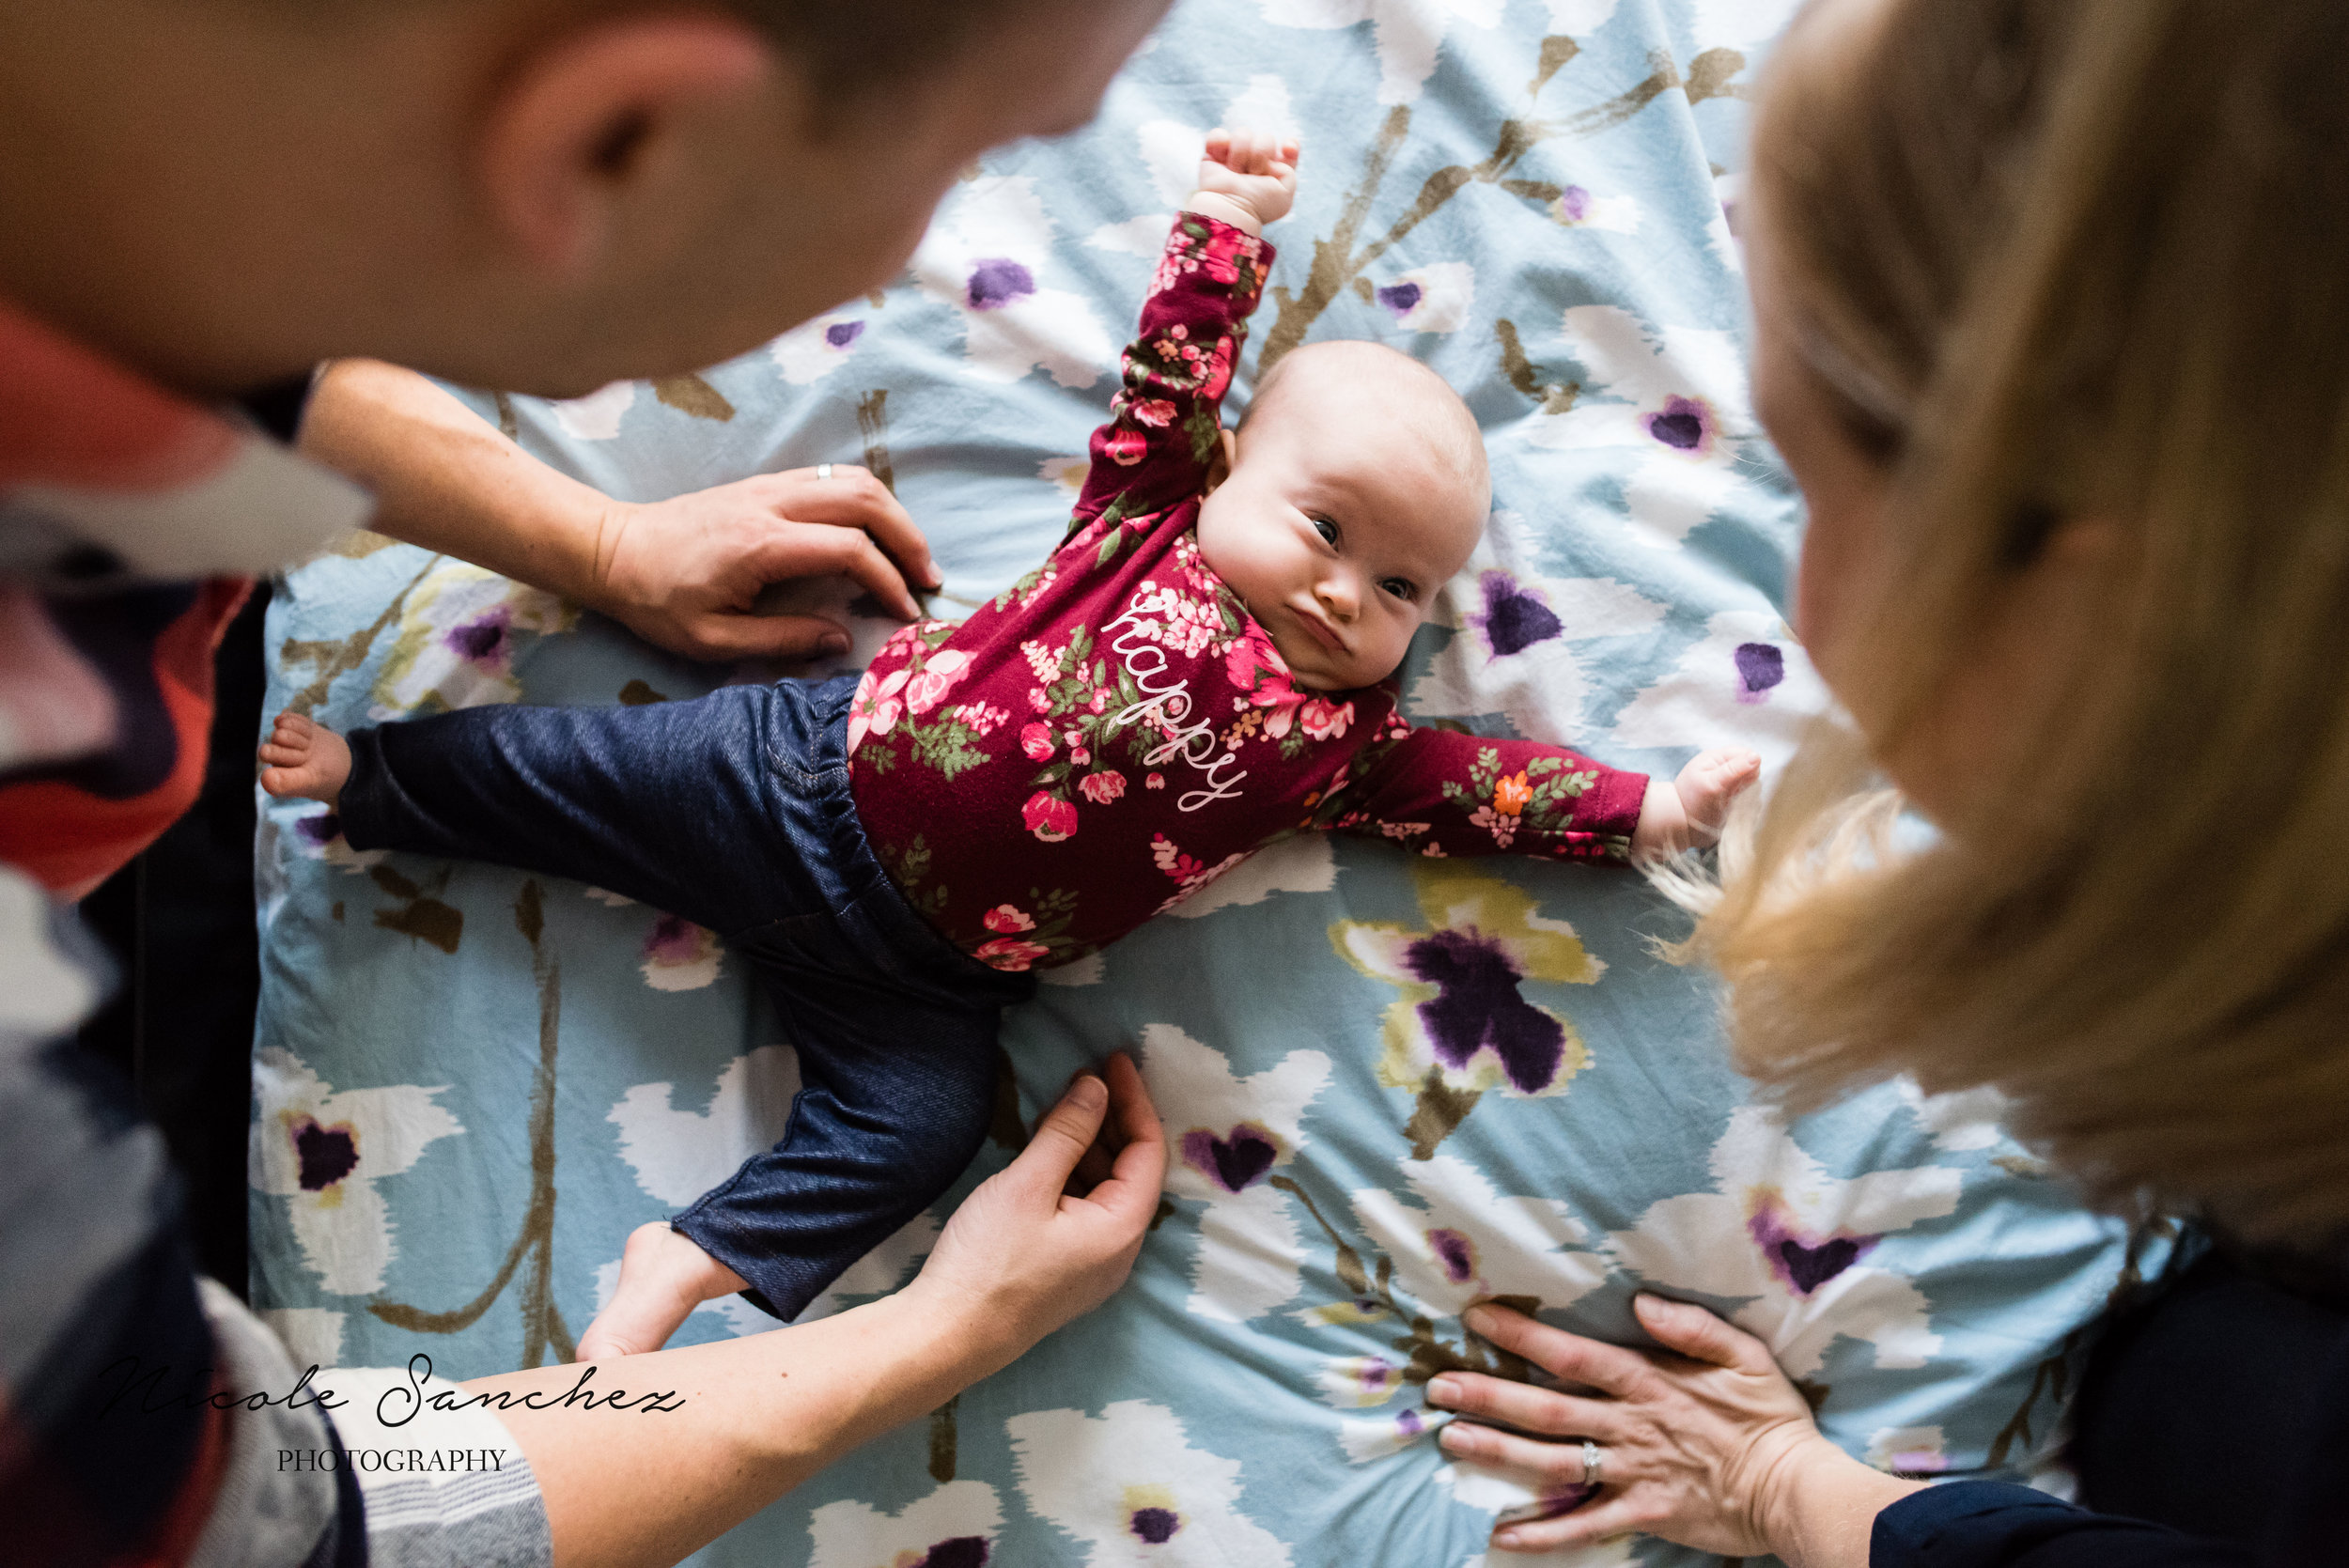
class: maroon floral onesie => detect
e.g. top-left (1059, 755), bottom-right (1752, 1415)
top-left (847, 213), bottom-right (1648, 972)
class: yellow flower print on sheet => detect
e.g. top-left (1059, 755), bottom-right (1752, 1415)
top-left (1331, 862), bottom-right (1603, 1156)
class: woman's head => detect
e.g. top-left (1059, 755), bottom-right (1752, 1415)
top-left (1708, 0), bottom-right (2349, 1241)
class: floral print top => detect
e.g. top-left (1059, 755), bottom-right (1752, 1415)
top-left (848, 214), bottom-right (1648, 971)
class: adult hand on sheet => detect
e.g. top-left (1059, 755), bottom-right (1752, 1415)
top-left (1428, 1296), bottom-right (1921, 1563)
top-left (592, 464), bottom-right (943, 661)
top-left (904, 1053), bottom-right (1166, 1367)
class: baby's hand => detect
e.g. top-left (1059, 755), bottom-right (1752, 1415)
top-left (1630, 747), bottom-right (1762, 862)
top-left (1190, 127), bottom-right (1299, 236)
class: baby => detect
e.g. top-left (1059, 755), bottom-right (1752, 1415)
top-left (261, 130), bottom-right (1758, 1359)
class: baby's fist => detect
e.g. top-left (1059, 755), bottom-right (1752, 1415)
top-left (1191, 127), bottom-right (1299, 234)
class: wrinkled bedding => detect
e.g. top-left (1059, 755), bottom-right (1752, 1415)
top-left (252, 3), bottom-right (2166, 1563)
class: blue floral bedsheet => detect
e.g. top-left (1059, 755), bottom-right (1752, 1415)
top-left (252, 3), bottom-right (2166, 1563)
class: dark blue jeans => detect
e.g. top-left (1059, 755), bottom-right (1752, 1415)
top-left (338, 675), bottom-right (1034, 1321)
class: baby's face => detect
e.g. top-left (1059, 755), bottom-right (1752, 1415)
top-left (1195, 355), bottom-right (1486, 691)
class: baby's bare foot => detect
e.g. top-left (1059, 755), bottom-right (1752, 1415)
top-left (1672, 747), bottom-right (1763, 849)
top-left (257, 710), bottom-right (352, 808)
top-left (576, 1221), bottom-right (750, 1361)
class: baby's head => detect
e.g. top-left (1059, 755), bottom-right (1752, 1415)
top-left (1196, 341), bottom-right (1489, 691)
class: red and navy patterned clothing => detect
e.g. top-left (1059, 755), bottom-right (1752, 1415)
top-left (0, 297), bottom-right (364, 1567)
top-left (0, 302), bottom-right (362, 895)
top-left (847, 215), bottom-right (1648, 970)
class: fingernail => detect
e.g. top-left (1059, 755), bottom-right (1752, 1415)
top-left (820, 633), bottom-right (849, 655)
top-left (1428, 1376), bottom-right (1460, 1405)
top-left (1462, 1304), bottom-right (1491, 1331)
top-left (1439, 1424), bottom-right (1468, 1452)
top-left (1494, 1530), bottom-right (1523, 1550)
top-left (1068, 1074), bottom-right (1106, 1110)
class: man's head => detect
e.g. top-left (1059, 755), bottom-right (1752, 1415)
top-left (1195, 340), bottom-right (1489, 692)
top-left (0, 0), bottom-right (1171, 396)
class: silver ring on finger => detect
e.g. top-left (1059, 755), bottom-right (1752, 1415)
top-left (1580, 1440), bottom-right (1604, 1490)
top-left (816, 463), bottom-right (833, 480)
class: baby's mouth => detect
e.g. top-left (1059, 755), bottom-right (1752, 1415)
top-left (1289, 604), bottom-right (1347, 656)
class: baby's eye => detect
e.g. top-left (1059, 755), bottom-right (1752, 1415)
top-left (1378, 577), bottom-right (1417, 602)
top-left (1312, 517), bottom-right (1338, 546)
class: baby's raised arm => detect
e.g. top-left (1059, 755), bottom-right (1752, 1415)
top-left (1187, 127), bottom-right (1299, 236)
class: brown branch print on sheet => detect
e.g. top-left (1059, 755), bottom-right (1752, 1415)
top-left (653, 373), bottom-right (737, 422)
top-left (1983, 1214), bottom-right (2181, 1469)
top-left (1273, 1173), bottom-right (1534, 1394)
top-left (1256, 40), bottom-right (1748, 378)
top-left (857, 389), bottom-right (896, 494)
top-left (277, 555), bottom-right (443, 718)
top-left (369, 863), bottom-right (463, 955)
top-left (370, 879), bottom-right (576, 1367)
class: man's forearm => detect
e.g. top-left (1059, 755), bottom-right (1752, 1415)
top-left (462, 1291), bottom-right (1018, 1568)
top-left (301, 357), bottom-right (614, 603)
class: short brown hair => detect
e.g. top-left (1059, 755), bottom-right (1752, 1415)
top-left (721, 0), bottom-right (1077, 99)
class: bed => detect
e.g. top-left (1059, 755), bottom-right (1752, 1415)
top-left (251, 3), bottom-right (2169, 1563)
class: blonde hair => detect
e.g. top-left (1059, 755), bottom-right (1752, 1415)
top-left (1682, 0), bottom-right (2349, 1242)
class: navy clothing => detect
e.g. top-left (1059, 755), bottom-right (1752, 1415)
top-left (338, 674), bottom-right (1034, 1321)
top-left (1873, 1254), bottom-right (2349, 1567)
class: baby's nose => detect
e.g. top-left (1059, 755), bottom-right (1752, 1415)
top-left (1317, 573), bottom-right (1360, 619)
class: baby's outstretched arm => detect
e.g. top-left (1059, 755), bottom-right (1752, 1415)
top-left (1187, 126), bottom-right (1299, 236)
top-left (1631, 748), bottom-right (1763, 860)
top-left (258, 710), bottom-right (352, 808)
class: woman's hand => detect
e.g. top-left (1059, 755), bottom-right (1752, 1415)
top-left (902, 1053), bottom-right (1166, 1370)
top-left (1429, 1296), bottom-right (1920, 1563)
top-left (591, 464), bottom-right (941, 661)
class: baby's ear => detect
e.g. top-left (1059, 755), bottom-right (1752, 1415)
top-left (1203, 427), bottom-right (1238, 492)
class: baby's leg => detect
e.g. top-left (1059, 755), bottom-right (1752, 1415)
top-left (576, 1222), bottom-right (749, 1362)
top-left (258, 711), bottom-right (352, 805)
top-left (665, 952), bottom-right (1009, 1328)
top-left (325, 684), bottom-right (826, 936)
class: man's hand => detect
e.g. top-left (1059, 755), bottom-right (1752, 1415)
top-left (1189, 127), bottom-right (1299, 236)
top-left (903, 1053), bottom-right (1166, 1371)
top-left (590, 464), bottom-right (941, 661)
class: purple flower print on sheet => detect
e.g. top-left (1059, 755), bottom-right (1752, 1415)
top-left (801, 1478), bottom-right (1003, 1568)
top-left (1403, 927), bottom-right (1569, 1094)
top-left (253, 1046), bottom-right (462, 1296)
top-left (1373, 261), bottom-right (1474, 333)
top-left (1469, 570), bottom-right (1564, 658)
top-left (1646, 394), bottom-right (1716, 455)
top-left (1605, 1108), bottom-right (1967, 1376)
top-left (292, 1117), bottom-right (360, 1191)
top-left (1749, 1193), bottom-right (1882, 1296)
top-left (966, 258), bottom-right (1038, 311)
top-left (376, 564), bottom-right (575, 715)
top-left (1143, 1025), bottom-right (1332, 1324)
top-left (1005, 1403), bottom-right (1291, 1568)
top-left (639, 911), bottom-right (723, 992)
top-left (1336, 864), bottom-right (1601, 1130)
top-left (1735, 641), bottom-right (1787, 704)
top-left (1179, 1124), bottom-right (1282, 1195)
top-left (443, 608), bottom-right (512, 667)
top-left (1128, 1506), bottom-right (1181, 1545)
